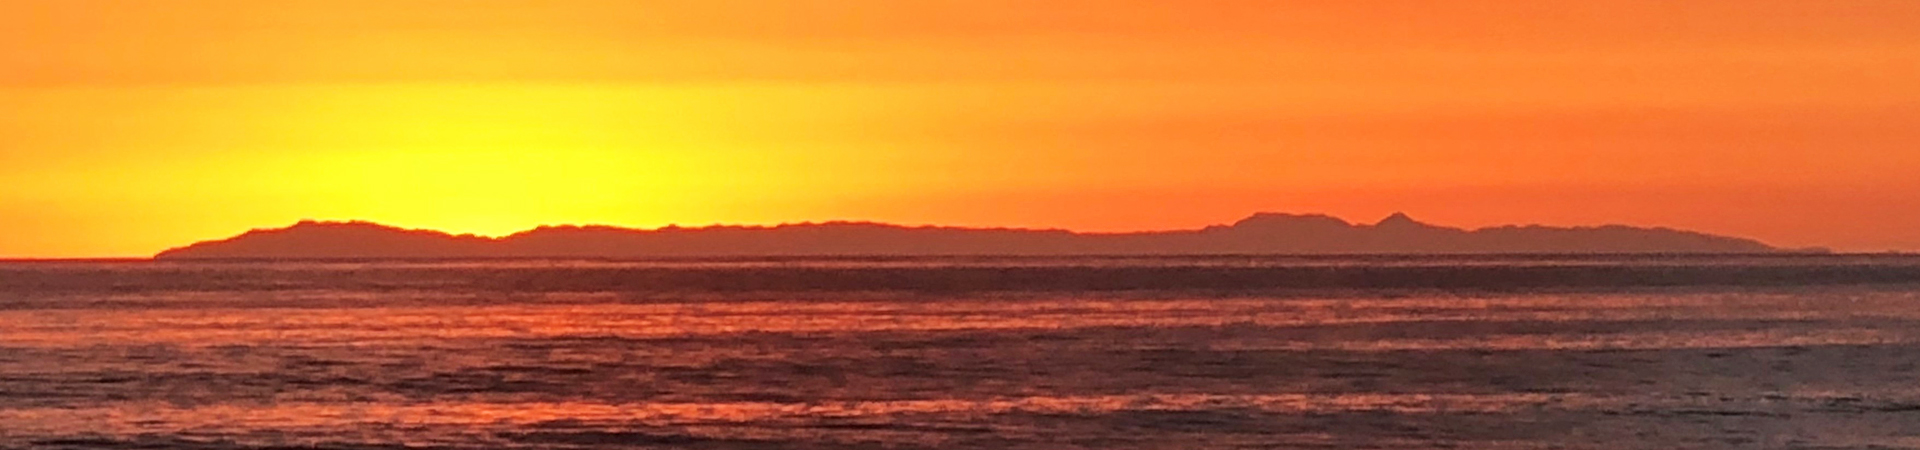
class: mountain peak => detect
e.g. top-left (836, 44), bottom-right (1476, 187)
top-left (1376, 212), bottom-right (1422, 227)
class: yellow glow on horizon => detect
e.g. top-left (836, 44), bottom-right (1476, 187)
top-left (2, 82), bottom-right (953, 251)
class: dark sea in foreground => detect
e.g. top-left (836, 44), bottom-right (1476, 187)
top-left (5, 255), bottom-right (1920, 450)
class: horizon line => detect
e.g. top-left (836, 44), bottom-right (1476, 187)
top-left (8, 252), bottom-right (1913, 264)
top-left (5, 210), bottom-right (1868, 259)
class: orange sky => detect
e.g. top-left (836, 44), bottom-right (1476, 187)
top-left (5, 0), bottom-right (1920, 257)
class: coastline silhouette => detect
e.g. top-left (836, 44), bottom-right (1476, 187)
top-left (154, 212), bottom-right (1780, 259)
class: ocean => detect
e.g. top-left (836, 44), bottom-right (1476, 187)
top-left (4, 255), bottom-right (1920, 449)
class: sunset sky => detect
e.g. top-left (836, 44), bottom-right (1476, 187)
top-left (5, 0), bottom-right (1920, 257)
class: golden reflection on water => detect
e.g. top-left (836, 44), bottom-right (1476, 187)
top-left (5, 286), bottom-right (1920, 449)
top-left (4, 291), bottom-right (1916, 349)
top-left (0, 392), bottom-right (1614, 435)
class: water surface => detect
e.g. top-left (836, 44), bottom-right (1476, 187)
top-left (4, 256), bottom-right (1920, 449)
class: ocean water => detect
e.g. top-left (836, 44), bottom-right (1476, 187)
top-left (4, 255), bottom-right (1920, 449)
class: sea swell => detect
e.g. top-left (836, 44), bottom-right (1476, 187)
top-left (4, 257), bottom-right (1920, 449)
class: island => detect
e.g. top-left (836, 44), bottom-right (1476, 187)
top-left (153, 212), bottom-right (1780, 259)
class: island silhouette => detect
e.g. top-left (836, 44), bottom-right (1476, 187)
top-left (153, 212), bottom-right (1781, 259)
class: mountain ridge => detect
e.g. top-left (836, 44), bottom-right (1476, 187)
top-left (153, 212), bottom-right (1783, 259)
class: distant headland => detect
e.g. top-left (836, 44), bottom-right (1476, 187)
top-left (153, 212), bottom-right (1787, 259)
